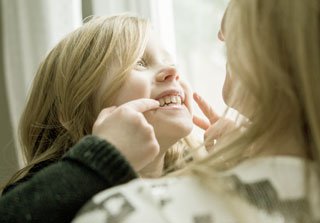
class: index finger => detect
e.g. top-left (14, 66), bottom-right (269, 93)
top-left (120, 98), bottom-right (160, 113)
top-left (193, 92), bottom-right (219, 124)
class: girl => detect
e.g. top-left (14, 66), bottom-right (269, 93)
top-left (0, 14), bottom-right (195, 222)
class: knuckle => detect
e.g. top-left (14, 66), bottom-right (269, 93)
top-left (117, 106), bottom-right (128, 115)
top-left (133, 113), bottom-right (146, 126)
top-left (136, 112), bottom-right (145, 120)
top-left (132, 115), bottom-right (144, 126)
top-left (145, 124), bottom-right (154, 135)
top-left (148, 141), bottom-right (160, 155)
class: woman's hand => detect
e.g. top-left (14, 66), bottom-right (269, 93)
top-left (193, 93), bottom-right (236, 151)
top-left (92, 99), bottom-right (160, 172)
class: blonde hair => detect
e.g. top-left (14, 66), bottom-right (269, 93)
top-left (5, 14), bottom-right (190, 188)
top-left (190, 0), bottom-right (320, 171)
top-left (183, 0), bottom-right (320, 221)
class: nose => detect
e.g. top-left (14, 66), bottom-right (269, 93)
top-left (218, 29), bottom-right (225, 41)
top-left (155, 67), bottom-right (180, 82)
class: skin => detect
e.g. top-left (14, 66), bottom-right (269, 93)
top-left (93, 99), bottom-right (161, 172)
top-left (193, 92), bottom-right (235, 151)
top-left (95, 31), bottom-right (194, 177)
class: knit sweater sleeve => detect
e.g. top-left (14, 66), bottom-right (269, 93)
top-left (0, 135), bottom-right (137, 223)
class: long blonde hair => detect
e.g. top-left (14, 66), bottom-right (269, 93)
top-left (190, 0), bottom-right (320, 172)
top-left (185, 0), bottom-right (320, 220)
top-left (4, 14), bottom-right (190, 188)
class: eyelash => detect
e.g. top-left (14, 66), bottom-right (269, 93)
top-left (135, 58), bottom-right (177, 69)
top-left (136, 58), bottom-right (147, 67)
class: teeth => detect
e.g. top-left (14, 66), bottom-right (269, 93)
top-left (159, 98), bottom-right (165, 106)
top-left (171, 96), bottom-right (177, 103)
top-left (177, 96), bottom-right (181, 105)
top-left (158, 95), bottom-right (183, 107)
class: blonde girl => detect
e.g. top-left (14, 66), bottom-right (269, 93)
top-left (0, 14), bottom-right (195, 222)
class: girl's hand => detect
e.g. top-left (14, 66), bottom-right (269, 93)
top-left (92, 99), bottom-right (160, 172)
top-left (193, 92), bottom-right (236, 151)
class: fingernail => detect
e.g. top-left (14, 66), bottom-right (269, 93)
top-left (194, 92), bottom-right (201, 100)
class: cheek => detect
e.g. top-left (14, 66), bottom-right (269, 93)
top-left (222, 67), bottom-right (235, 106)
top-left (222, 73), bottom-right (231, 103)
top-left (114, 76), bottom-right (150, 106)
top-left (223, 70), bottom-right (245, 112)
top-left (180, 80), bottom-right (193, 115)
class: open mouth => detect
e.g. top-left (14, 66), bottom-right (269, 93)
top-left (158, 95), bottom-right (183, 107)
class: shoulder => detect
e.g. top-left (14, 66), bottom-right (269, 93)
top-left (2, 159), bottom-right (55, 195)
top-left (225, 156), bottom-right (320, 221)
top-left (225, 156), bottom-right (317, 198)
top-left (72, 156), bottom-right (320, 223)
top-left (72, 176), bottom-right (236, 223)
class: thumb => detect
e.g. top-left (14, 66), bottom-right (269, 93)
top-left (120, 98), bottom-right (160, 113)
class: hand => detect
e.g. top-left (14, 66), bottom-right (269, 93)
top-left (193, 92), bottom-right (236, 151)
top-left (92, 99), bottom-right (160, 172)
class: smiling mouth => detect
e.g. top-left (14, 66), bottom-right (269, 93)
top-left (158, 95), bottom-right (183, 107)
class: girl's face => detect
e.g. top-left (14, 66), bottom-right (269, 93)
top-left (113, 31), bottom-right (193, 150)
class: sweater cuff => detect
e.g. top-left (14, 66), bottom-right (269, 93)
top-left (62, 135), bottom-right (137, 186)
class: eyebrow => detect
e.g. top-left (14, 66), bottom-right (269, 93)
top-left (142, 49), bottom-right (174, 64)
top-left (142, 51), bottom-right (153, 62)
top-left (161, 49), bottom-right (173, 60)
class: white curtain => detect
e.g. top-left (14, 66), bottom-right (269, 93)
top-left (1, 0), bottom-right (83, 167)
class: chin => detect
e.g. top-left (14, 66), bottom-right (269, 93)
top-left (154, 119), bottom-right (193, 142)
top-left (144, 108), bottom-right (193, 146)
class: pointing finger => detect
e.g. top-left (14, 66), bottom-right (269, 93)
top-left (193, 92), bottom-right (219, 124)
top-left (193, 115), bottom-right (210, 130)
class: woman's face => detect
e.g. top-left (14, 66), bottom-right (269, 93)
top-left (219, 8), bottom-right (251, 116)
top-left (219, 11), bottom-right (233, 107)
top-left (219, 9), bottom-right (239, 110)
top-left (112, 31), bottom-right (193, 150)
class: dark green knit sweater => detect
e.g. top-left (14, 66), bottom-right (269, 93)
top-left (0, 135), bottom-right (137, 223)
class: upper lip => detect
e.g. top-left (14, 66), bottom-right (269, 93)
top-left (154, 89), bottom-right (185, 102)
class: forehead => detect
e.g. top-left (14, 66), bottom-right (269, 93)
top-left (220, 8), bottom-right (228, 34)
top-left (143, 30), bottom-right (174, 60)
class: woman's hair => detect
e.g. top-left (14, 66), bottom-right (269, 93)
top-left (185, 0), bottom-right (320, 220)
top-left (4, 14), bottom-right (190, 188)
top-left (192, 0), bottom-right (320, 171)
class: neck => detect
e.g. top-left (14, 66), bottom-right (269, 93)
top-left (138, 139), bottom-right (176, 178)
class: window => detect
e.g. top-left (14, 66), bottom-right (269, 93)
top-left (172, 0), bottom-right (229, 115)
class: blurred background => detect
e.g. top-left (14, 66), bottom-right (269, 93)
top-left (0, 0), bottom-right (228, 186)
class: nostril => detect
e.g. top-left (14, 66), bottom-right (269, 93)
top-left (164, 74), bottom-right (179, 81)
top-left (157, 67), bottom-right (180, 82)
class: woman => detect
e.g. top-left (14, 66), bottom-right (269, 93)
top-left (73, 0), bottom-right (320, 222)
top-left (0, 14), bottom-right (195, 222)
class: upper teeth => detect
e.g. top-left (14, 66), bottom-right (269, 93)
top-left (158, 95), bottom-right (182, 107)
